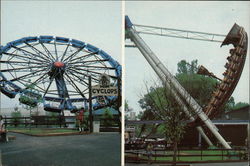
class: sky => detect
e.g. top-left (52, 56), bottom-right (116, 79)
top-left (0, 1), bottom-right (122, 110)
top-left (0, 1), bottom-right (249, 116)
top-left (125, 1), bottom-right (250, 114)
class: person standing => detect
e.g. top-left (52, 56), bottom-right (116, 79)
top-left (0, 115), bottom-right (8, 142)
top-left (76, 108), bottom-right (84, 132)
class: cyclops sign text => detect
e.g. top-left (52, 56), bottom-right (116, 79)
top-left (91, 74), bottom-right (118, 96)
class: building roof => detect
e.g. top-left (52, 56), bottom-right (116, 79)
top-left (225, 105), bottom-right (249, 115)
top-left (215, 105), bottom-right (249, 120)
top-left (212, 120), bottom-right (249, 125)
top-left (84, 107), bottom-right (119, 116)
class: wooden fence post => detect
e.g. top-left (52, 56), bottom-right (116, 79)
top-left (178, 149), bottom-right (180, 161)
top-left (222, 149), bottom-right (224, 160)
top-left (59, 116), bottom-right (61, 128)
top-left (155, 149), bottom-right (156, 162)
top-left (201, 148), bottom-right (203, 160)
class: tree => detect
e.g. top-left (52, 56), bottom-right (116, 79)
top-left (137, 59), bottom-right (218, 137)
top-left (47, 112), bottom-right (59, 120)
top-left (102, 108), bottom-right (114, 128)
top-left (231, 102), bottom-right (249, 111)
top-left (137, 59), bottom-right (245, 164)
top-left (142, 83), bottom-right (187, 165)
top-left (125, 100), bottom-right (133, 120)
top-left (138, 59), bottom-right (246, 137)
top-left (176, 59), bottom-right (218, 106)
top-left (177, 59), bottom-right (198, 74)
top-left (137, 86), bottom-right (165, 138)
top-left (136, 111), bottom-right (143, 120)
top-left (11, 108), bottom-right (22, 127)
top-left (176, 59), bottom-right (236, 111)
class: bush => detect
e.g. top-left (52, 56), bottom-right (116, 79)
top-left (102, 108), bottom-right (114, 128)
top-left (11, 111), bottom-right (22, 127)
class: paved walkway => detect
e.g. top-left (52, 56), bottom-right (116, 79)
top-left (0, 132), bottom-right (121, 166)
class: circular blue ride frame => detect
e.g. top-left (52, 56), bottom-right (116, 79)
top-left (0, 36), bottom-right (121, 113)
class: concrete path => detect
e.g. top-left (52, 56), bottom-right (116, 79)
top-left (0, 132), bottom-right (121, 166)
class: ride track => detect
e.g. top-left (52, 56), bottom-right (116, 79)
top-left (0, 36), bottom-right (121, 113)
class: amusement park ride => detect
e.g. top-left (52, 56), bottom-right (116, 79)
top-left (0, 36), bottom-right (121, 114)
top-left (125, 16), bottom-right (248, 149)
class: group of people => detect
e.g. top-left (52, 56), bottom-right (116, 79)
top-left (0, 115), bottom-right (8, 142)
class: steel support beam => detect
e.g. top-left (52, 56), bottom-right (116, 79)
top-left (126, 16), bottom-right (231, 149)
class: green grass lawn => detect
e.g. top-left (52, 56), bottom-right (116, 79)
top-left (8, 128), bottom-right (79, 135)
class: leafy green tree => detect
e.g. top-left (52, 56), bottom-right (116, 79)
top-left (102, 108), bottom-right (114, 128)
top-left (221, 97), bottom-right (248, 112)
top-left (142, 83), bottom-right (187, 165)
top-left (176, 59), bottom-right (218, 106)
top-left (231, 102), bottom-right (249, 110)
top-left (125, 100), bottom-right (132, 112)
top-left (137, 94), bottom-right (159, 137)
top-left (177, 59), bottom-right (198, 74)
top-left (125, 100), bottom-right (136, 120)
top-left (47, 112), bottom-right (59, 121)
top-left (136, 111), bottom-right (143, 120)
top-left (11, 109), bottom-right (22, 127)
top-left (125, 100), bottom-right (133, 117)
top-left (138, 59), bottom-right (244, 138)
top-left (176, 59), bottom-right (237, 111)
top-left (137, 59), bottom-right (214, 137)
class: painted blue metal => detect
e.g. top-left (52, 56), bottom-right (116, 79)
top-left (55, 36), bottom-right (69, 43)
top-left (24, 36), bottom-right (38, 43)
top-left (71, 39), bottom-right (85, 48)
top-left (1, 43), bottom-right (12, 53)
top-left (125, 15), bottom-right (133, 29)
top-left (0, 87), bottom-right (17, 98)
top-left (0, 36), bottom-right (122, 113)
top-left (0, 81), bottom-right (21, 98)
top-left (39, 36), bottom-right (54, 43)
top-left (126, 120), bottom-right (165, 125)
top-left (99, 50), bottom-right (121, 76)
top-left (10, 38), bottom-right (25, 47)
top-left (68, 98), bottom-right (87, 102)
top-left (86, 44), bottom-right (99, 53)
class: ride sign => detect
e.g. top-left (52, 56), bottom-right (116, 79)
top-left (91, 74), bottom-right (118, 96)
